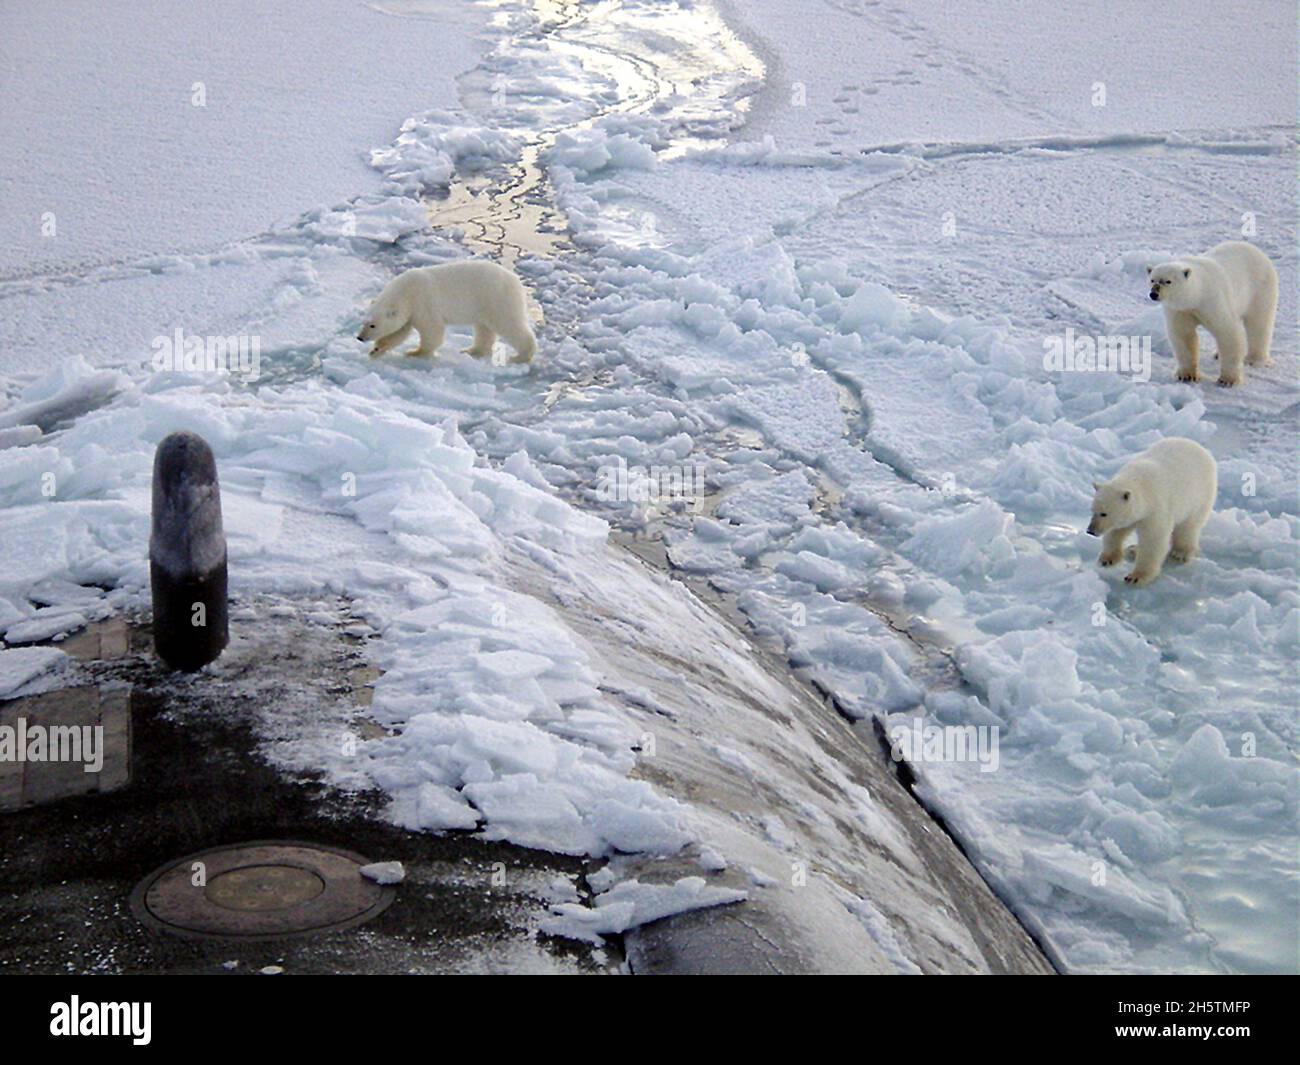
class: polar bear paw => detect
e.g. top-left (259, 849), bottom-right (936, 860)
top-left (1101, 545), bottom-right (1137, 566)
top-left (1124, 568), bottom-right (1157, 586)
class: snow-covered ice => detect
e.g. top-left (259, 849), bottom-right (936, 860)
top-left (1, 0), bottom-right (1295, 972)
top-left (0, 646), bottom-right (74, 699)
top-left (359, 861), bottom-right (407, 886)
top-left (542, 876), bottom-right (747, 943)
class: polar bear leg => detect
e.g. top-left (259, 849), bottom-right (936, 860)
top-left (1127, 518), bottom-right (1172, 585)
top-left (371, 323), bottom-right (412, 357)
top-left (1167, 312), bottom-right (1200, 382)
top-left (1169, 502), bottom-right (1211, 563)
top-left (464, 324), bottom-right (496, 359)
top-left (1099, 528), bottom-right (1128, 567)
top-left (1210, 319), bottom-right (1247, 387)
top-left (409, 314), bottom-right (445, 358)
top-left (503, 326), bottom-right (537, 364)
top-left (1245, 282), bottom-right (1277, 367)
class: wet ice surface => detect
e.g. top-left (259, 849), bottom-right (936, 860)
top-left (420, 0), bottom-right (763, 265)
top-left (1, 0), bottom-right (1296, 972)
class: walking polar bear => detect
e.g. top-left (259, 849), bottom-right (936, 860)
top-left (357, 260), bottom-right (536, 363)
top-left (1086, 438), bottom-right (1217, 586)
top-left (1147, 240), bottom-right (1277, 387)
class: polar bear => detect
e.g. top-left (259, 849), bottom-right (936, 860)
top-left (1086, 437), bottom-right (1217, 586)
top-left (357, 260), bottom-right (536, 363)
top-left (1147, 241), bottom-right (1277, 387)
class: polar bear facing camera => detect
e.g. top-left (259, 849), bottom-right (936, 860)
top-left (1147, 241), bottom-right (1277, 387)
top-left (1086, 437), bottom-right (1217, 586)
top-left (357, 260), bottom-right (536, 363)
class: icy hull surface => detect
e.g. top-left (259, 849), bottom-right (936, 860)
top-left (0, 609), bottom-right (613, 974)
top-left (504, 543), bottom-right (1051, 973)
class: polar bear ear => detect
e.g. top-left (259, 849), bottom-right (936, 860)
top-left (1145, 266), bottom-right (1152, 275)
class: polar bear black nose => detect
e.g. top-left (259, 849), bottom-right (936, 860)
top-left (1149, 290), bottom-right (1159, 301)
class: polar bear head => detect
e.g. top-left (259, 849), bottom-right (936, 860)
top-left (356, 296), bottom-right (407, 343)
top-left (1146, 262), bottom-right (1197, 309)
top-left (1086, 479), bottom-right (1140, 536)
